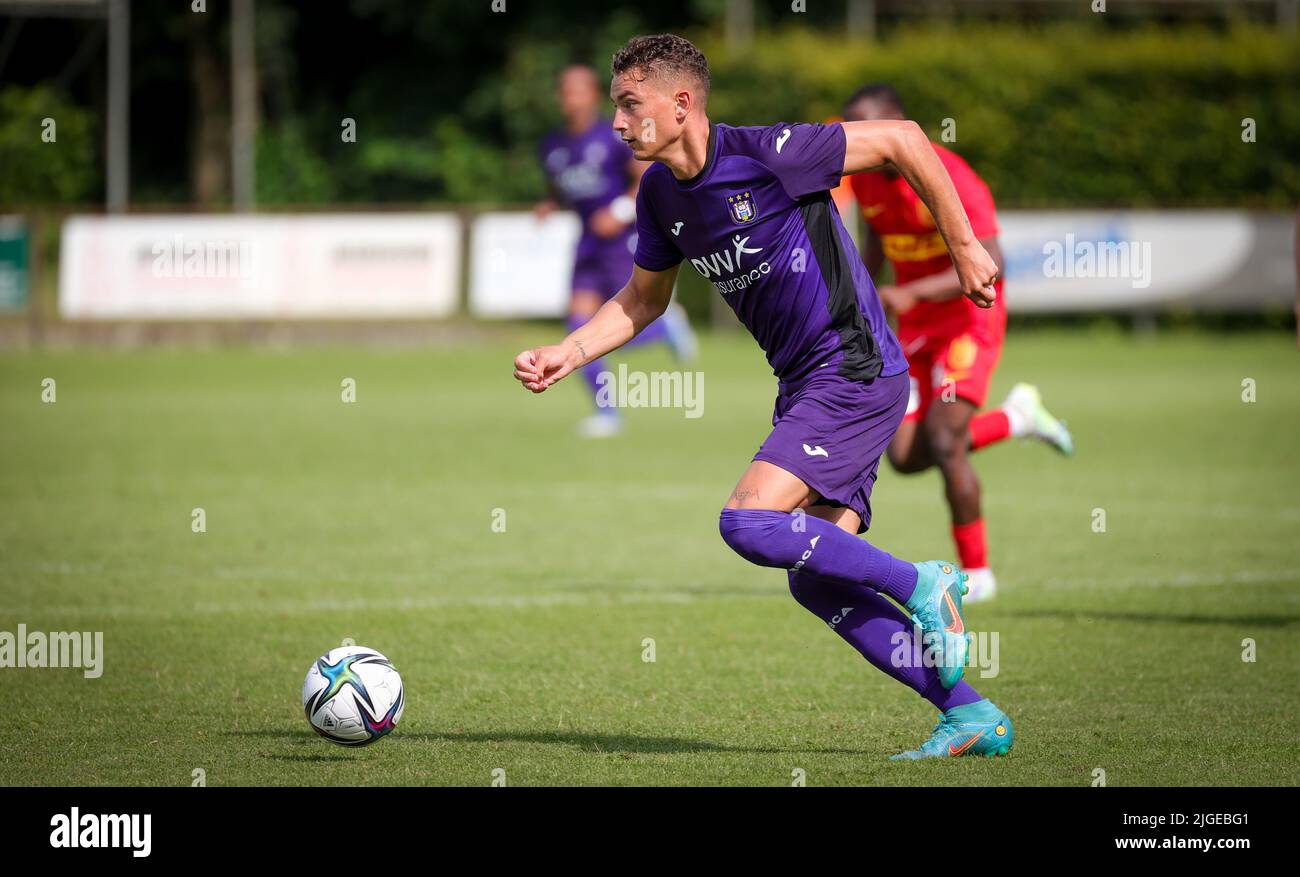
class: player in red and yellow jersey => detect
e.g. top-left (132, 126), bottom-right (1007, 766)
top-left (845, 84), bottom-right (1073, 603)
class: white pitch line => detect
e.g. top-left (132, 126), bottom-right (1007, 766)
top-left (0, 588), bottom-right (777, 620)
top-left (1043, 568), bottom-right (1300, 591)
top-left (3, 570), bottom-right (1296, 620)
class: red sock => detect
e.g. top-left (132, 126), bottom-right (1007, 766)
top-left (969, 409), bottom-right (1012, 451)
top-left (952, 519), bottom-right (988, 570)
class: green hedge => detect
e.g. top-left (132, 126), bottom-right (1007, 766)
top-left (251, 22), bottom-right (1300, 209)
top-left (5, 23), bottom-right (1297, 209)
top-left (0, 86), bottom-right (98, 205)
top-left (696, 23), bottom-right (1299, 207)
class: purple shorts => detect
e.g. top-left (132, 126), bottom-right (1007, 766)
top-left (571, 237), bottom-right (636, 301)
top-left (753, 368), bottom-right (909, 533)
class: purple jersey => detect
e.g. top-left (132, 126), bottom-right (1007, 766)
top-left (539, 119), bottom-right (637, 262)
top-left (635, 122), bottom-right (907, 384)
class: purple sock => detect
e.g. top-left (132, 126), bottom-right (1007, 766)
top-left (567, 314), bottom-right (613, 411)
top-left (788, 570), bottom-right (981, 710)
top-left (567, 309), bottom-right (673, 408)
top-left (578, 357), bottom-right (612, 407)
top-left (718, 508), bottom-right (918, 604)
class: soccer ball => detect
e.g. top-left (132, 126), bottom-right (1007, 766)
top-left (302, 646), bottom-right (404, 746)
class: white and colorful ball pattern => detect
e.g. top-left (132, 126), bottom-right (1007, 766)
top-left (302, 646), bottom-right (404, 746)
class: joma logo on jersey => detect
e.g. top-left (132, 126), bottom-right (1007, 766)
top-left (689, 234), bottom-right (764, 281)
top-left (727, 190), bottom-right (757, 223)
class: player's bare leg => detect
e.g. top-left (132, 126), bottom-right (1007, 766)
top-left (891, 400), bottom-right (1063, 472)
top-left (723, 460), bottom-right (818, 513)
top-left (805, 502), bottom-right (861, 534)
top-left (926, 397), bottom-right (981, 525)
top-left (922, 395), bottom-right (1000, 603)
top-left (886, 417), bottom-right (934, 474)
top-left (888, 376), bottom-right (1074, 603)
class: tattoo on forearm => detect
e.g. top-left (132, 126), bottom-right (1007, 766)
top-left (575, 340), bottom-right (588, 364)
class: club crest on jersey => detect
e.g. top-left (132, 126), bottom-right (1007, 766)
top-left (727, 191), bottom-right (758, 224)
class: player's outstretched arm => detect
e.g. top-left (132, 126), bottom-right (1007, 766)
top-left (890, 236), bottom-right (1005, 304)
top-left (841, 120), bottom-right (999, 309)
top-left (513, 263), bottom-right (680, 394)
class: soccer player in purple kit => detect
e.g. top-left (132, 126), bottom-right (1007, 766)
top-left (537, 64), bottom-right (697, 438)
top-left (515, 36), bottom-right (1013, 760)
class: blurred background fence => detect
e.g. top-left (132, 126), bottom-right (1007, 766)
top-left (1, 0), bottom-right (1297, 342)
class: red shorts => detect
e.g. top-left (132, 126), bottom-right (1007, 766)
top-left (900, 324), bottom-right (1004, 423)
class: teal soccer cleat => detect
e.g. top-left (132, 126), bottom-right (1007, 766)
top-left (889, 699), bottom-right (1014, 761)
top-left (904, 560), bottom-right (970, 689)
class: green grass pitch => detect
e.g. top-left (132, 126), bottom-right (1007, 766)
top-left (1, 327), bottom-right (1298, 786)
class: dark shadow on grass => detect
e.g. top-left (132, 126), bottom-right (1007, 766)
top-left (999, 608), bottom-right (1298, 628)
top-left (222, 728), bottom-right (870, 756)
top-left (408, 729), bottom-right (865, 756)
top-left (557, 583), bottom-right (779, 601)
top-left (219, 730), bottom-right (370, 761)
top-left (260, 753), bottom-right (356, 762)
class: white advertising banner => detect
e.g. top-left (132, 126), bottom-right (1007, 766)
top-left (60, 214), bottom-right (461, 319)
top-left (468, 211), bottom-right (581, 318)
top-left (468, 208), bottom-right (1295, 317)
top-left (997, 210), bottom-right (1288, 311)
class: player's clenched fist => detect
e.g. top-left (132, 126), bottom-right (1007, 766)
top-left (514, 342), bottom-right (580, 393)
top-left (954, 241), bottom-right (999, 309)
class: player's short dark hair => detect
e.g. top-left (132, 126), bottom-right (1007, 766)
top-left (844, 83), bottom-right (905, 116)
top-left (611, 34), bottom-right (710, 103)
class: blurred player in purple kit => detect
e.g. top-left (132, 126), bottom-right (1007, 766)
top-left (516, 37), bottom-right (1013, 759)
top-left (537, 64), bottom-right (696, 438)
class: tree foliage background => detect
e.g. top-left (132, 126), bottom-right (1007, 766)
top-left (1, 0), bottom-right (1295, 207)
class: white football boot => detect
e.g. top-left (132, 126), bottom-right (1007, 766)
top-left (962, 567), bottom-right (998, 604)
top-left (1001, 383), bottom-right (1073, 455)
top-left (661, 301), bottom-right (699, 364)
top-left (577, 411), bottom-right (623, 439)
